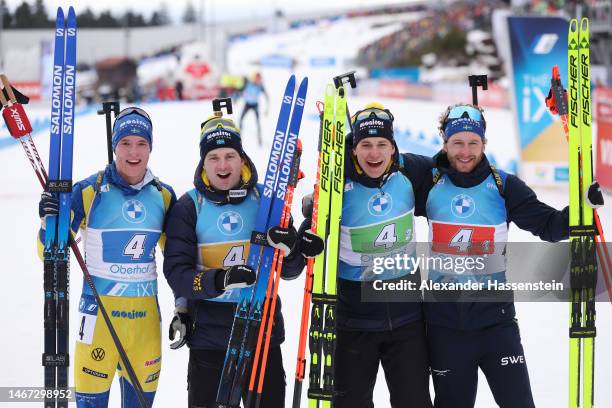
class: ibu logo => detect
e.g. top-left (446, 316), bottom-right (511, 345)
top-left (122, 199), bottom-right (146, 223)
top-left (451, 194), bottom-right (475, 218)
top-left (218, 211), bottom-right (243, 235)
top-left (368, 192), bottom-right (392, 216)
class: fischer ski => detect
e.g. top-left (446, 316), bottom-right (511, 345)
top-left (567, 17), bottom-right (597, 408)
top-left (546, 65), bottom-right (612, 304)
top-left (306, 82), bottom-right (347, 408)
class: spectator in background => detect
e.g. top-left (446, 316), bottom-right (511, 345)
top-left (239, 72), bottom-right (269, 146)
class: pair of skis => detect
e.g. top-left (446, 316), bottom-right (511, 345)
top-left (216, 75), bottom-right (308, 408)
top-left (547, 17), bottom-right (606, 408)
top-left (291, 76), bottom-right (351, 408)
top-left (40, 8), bottom-right (77, 408)
top-left (1, 8), bottom-right (150, 408)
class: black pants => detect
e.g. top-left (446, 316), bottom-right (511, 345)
top-left (240, 103), bottom-right (262, 145)
top-left (334, 320), bottom-right (433, 408)
top-left (187, 346), bottom-right (286, 408)
top-left (428, 320), bottom-right (535, 408)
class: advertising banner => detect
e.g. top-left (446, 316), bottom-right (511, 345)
top-left (507, 16), bottom-right (569, 186)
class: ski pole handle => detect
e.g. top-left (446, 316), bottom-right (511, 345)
top-left (97, 101), bottom-right (120, 164)
top-left (468, 74), bottom-right (488, 106)
top-left (332, 71), bottom-right (357, 131)
top-left (213, 97), bottom-right (233, 116)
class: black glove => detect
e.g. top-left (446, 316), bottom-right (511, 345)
top-left (215, 265), bottom-right (256, 292)
top-left (168, 307), bottom-right (192, 350)
top-left (268, 226), bottom-right (324, 259)
top-left (267, 225), bottom-right (298, 256)
top-left (586, 181), bottom-right (604, 209)
top-left (39, 192), bottom-right (59, 219)
top-left (296, 229), bottom-right (325, 258)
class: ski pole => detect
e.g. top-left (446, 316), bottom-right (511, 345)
top-left (333, 71), bottom-right (357, 130)
top-left (468, 74), bottom-right (488, 106)
top-left (97, 101), bottom-right (120, 165)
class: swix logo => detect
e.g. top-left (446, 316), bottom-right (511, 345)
top-left (601, 139), bottom-right (612, 166)
top-left (501, 355), bottom-right (525, 366)
top-left (9, 107), bottom-right (27, 131)
top-left (9, 107), bottom-right (26, 130)
top-left (531, 34), bottom-right (558, 54)
top-left (359, 119), bottom-right (383, 128)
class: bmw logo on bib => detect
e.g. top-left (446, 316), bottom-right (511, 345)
top-left (218, 211), bottom-right (243, 236)
top-left (122, 199), bottom-right (146, 223)
top-left (451, 194), bottom-right (475, 218)
top-left (368, 192), bottom-right (392, 216)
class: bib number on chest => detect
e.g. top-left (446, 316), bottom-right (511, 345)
top-left (432, 223), bottom-right (495, 255)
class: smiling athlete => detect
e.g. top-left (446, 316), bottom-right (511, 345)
top-left (422, 103), bottom-right (604, 408)
top-left (38, 107), bottom-right (176, 407)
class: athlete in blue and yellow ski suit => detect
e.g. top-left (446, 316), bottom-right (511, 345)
top-left (38, 108), bottom-right (176, 408)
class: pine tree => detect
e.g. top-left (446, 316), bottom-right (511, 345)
top-left (13, 1), bottom-right (32, 28)
top-left (183, 1), bottom-right (197, 23)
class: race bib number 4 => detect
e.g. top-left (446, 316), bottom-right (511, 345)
top-left (431, 222), bottom-right (495, 255)
top-left (101, 231), bottom-right (160, 263)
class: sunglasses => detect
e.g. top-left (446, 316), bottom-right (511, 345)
top-left (446, 105), bottom-right (484, 123)
top-left (114, 107), bottom-right (152, 129)
top-left (353, 107), bottom-right (394, 124)
top-left (201, 117), bottom-right (240, 134)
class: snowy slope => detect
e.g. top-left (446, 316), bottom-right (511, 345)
top-left (1, 76), bottom-right (611, 407)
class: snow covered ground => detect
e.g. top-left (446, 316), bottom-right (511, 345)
top-left (0, 69), bottom-right (611, 407)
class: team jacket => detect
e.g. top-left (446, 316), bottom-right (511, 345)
top-left (38, 163), bottom-right (176, 297)
top-left (163, 155), bottom-right (303, 350)
top-left (299, 135), bottom-right (434, 332)
top-left (423, 152), bottom-right (570, 329)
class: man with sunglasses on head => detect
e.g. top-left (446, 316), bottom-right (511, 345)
top-left (162, 114), bottom-right (323, 407)
top-left (422, 104), bottom-right (604, 408)
top-left (38, 107), bottom-right (176, 407)
top-left (299, 102), bottom-right (434, 407)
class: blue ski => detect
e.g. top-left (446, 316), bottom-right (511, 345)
top-left (55, 8), bottom-right (76, 408)
top-left (42, 7), bottom-right (76, 408)
top-left (216, 75), bottom-right (297, 406)
top-left (227, 77), bottom-right (308, 407)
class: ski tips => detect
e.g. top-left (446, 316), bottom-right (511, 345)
top-left (68, 6), bottom-right (76, 20)
top-left (569, 19), bottom-right (578, 32)
top-left (55, 7), bottom-right (64, 22)
top-left (579, 17), bottom-right (588, 32)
